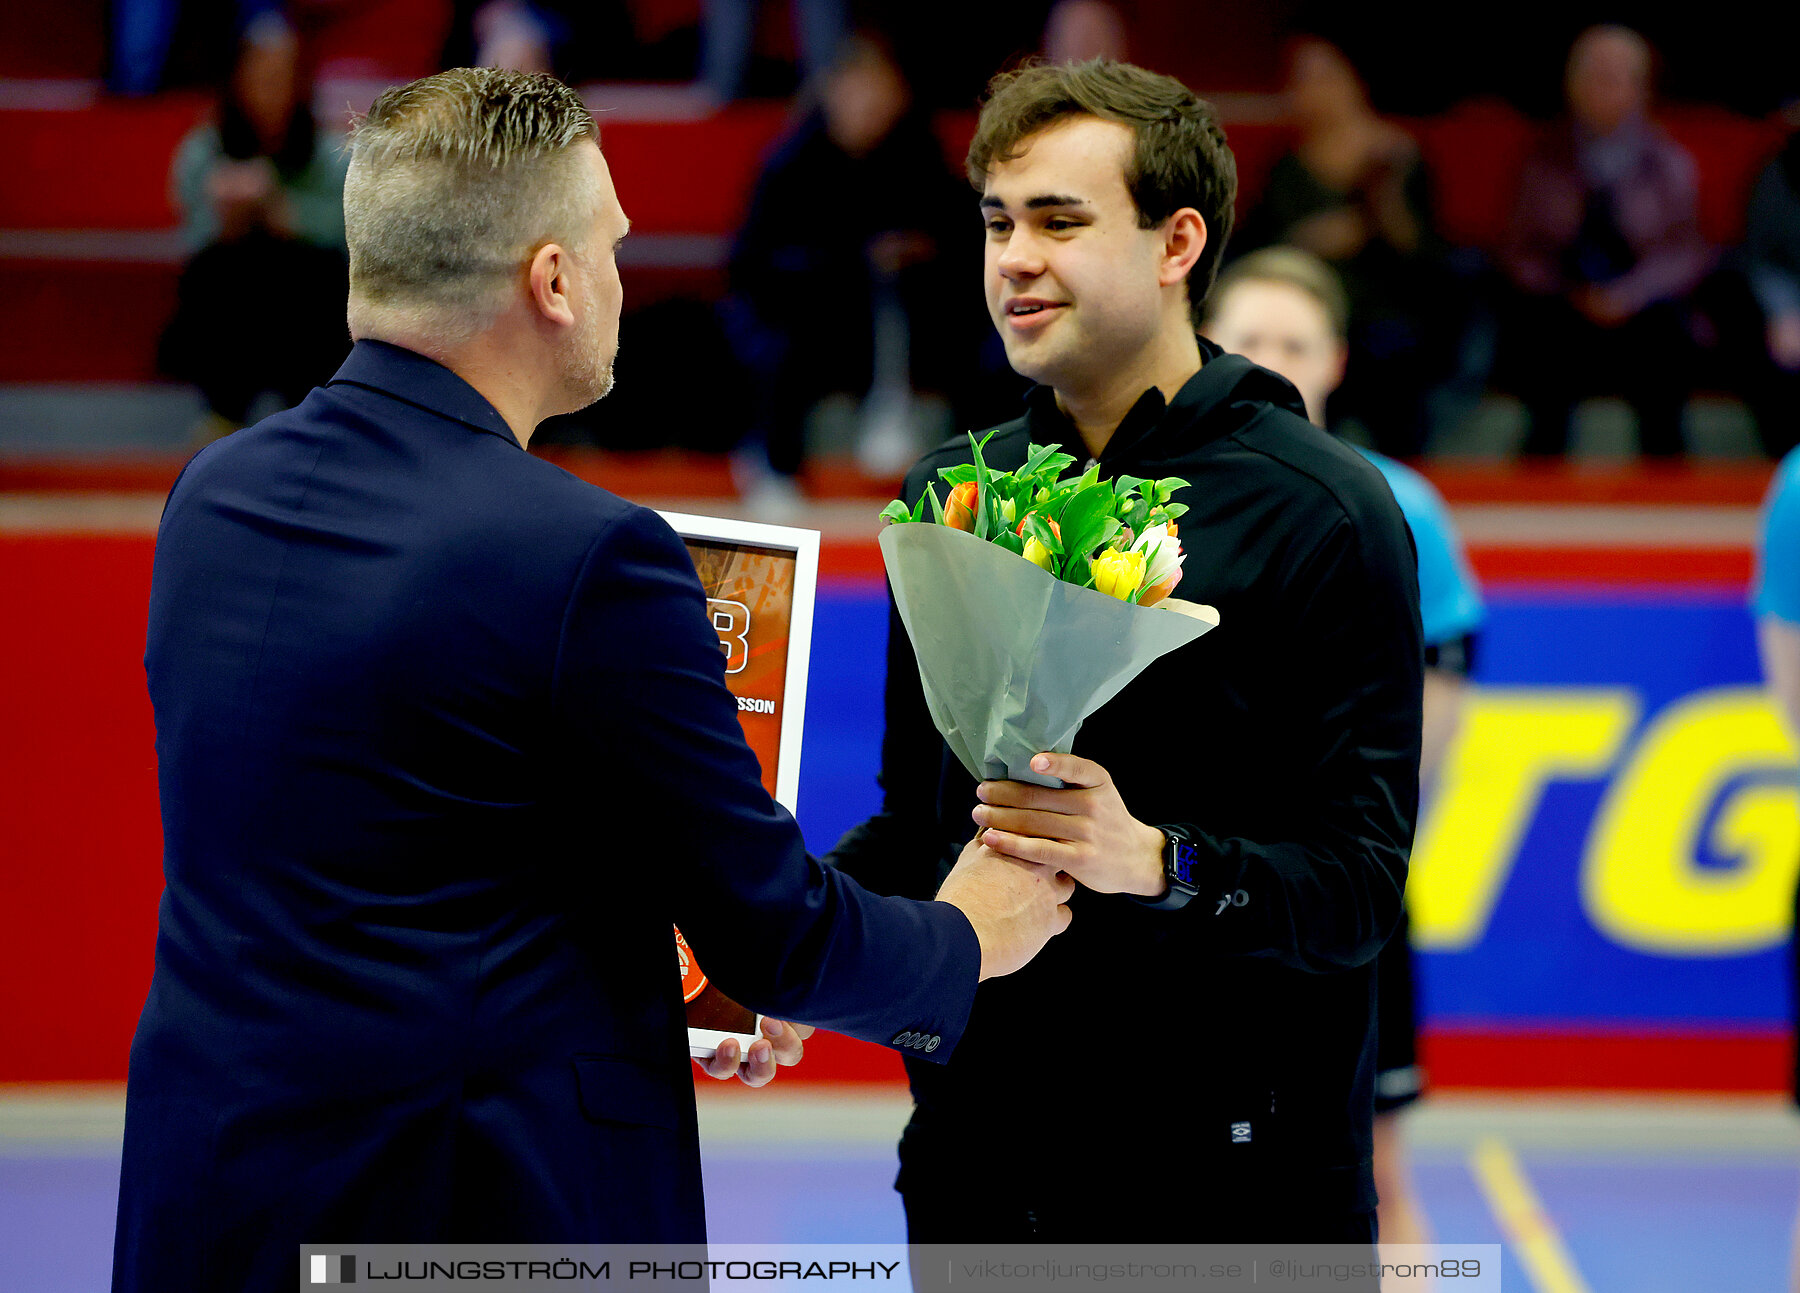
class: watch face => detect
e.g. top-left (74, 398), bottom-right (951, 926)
top-left (1170, 838), bottom-right (1200, 887)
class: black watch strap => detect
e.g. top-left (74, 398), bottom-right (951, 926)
top-left (1134, 824), bottom-right (1202, 911)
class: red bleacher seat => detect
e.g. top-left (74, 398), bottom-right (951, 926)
top-left (0, 94), bottom-right (208, 230)
top-left (0, 0), bottom-right (106, 79)
top-left (292, 0), bottom-right (452, 85)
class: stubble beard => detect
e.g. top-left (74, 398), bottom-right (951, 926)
top-left (558, 256), bottom-right (618, 413)
top-left (561, 321), bottom-right (616, 413)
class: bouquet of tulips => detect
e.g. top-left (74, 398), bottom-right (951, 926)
top-left (877, 434), bottom-right (1219, 787)
top-left (879, 436), bottom-right (1191, 606)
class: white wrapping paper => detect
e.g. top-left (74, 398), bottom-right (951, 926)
top-left (880, 522), bottom-right (1220, 788)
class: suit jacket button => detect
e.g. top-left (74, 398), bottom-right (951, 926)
top-left (893, 1031), bottom-right (915, 1047)
top-left (925, 1036), bottom-right (941, 1052)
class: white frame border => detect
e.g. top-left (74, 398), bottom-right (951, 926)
top-left (657, 511), bottom-right (822, 1063)
top-left (656, 511), bottom-right (819, 817)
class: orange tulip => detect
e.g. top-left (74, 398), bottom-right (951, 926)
top-left (1138, 570), bottom-right (1182, 607)
top-left (945, 481), bottom-right (979, 532)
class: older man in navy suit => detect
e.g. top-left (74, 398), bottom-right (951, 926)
top-left (112, 67), bottom-right (1073, 1292)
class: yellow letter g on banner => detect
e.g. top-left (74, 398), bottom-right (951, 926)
top-left (1584, 686), bottom-right (1800, 956)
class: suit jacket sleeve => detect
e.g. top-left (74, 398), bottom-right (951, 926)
top-left (550, 504), bottom-right (979, 1056)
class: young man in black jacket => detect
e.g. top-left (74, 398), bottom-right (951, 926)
top-left (825, 59), bottom-right (1424, 1244)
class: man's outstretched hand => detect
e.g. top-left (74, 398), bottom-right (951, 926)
top-left (935, 835), bottom-right (1075, 980)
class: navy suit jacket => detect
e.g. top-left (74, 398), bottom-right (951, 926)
top-left (113, 340), bottom-right (979, 1290)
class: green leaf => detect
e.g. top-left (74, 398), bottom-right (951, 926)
top-left (879, 499), bottom-right (913, 525)
top-left (1040, 452), bottom-right (1077, 481)
top-left (938, 463), bottom-right (977, 486)
top-left (986, 487), bottom-right (1009, 539)
top-left (1057, 483), bottom-right (1115, 569)
top-left (924, 482), bottom-right (945, 524)
top-left (1162, 502), bottom-right (1189, 522)
top-left (1020, 442), bottom-right (1063, 479)
top-left (1111, 473), bottom-right (1146, 497)
top-left (992, 528), bottom-right (1024, 555)
top-left (1040, 479), bottom-right (1081, 524)
top-left (970, 447), bottom-right (993, 541)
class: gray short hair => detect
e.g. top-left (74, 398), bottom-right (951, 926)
top-left (344, 67), bottom-right (600, 342)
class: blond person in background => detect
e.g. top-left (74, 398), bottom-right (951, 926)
top-left (1204, 247), bottom-right (1486, 1285)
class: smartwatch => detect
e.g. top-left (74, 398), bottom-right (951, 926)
top-left (1134, 824), bottom-right (1202, 910)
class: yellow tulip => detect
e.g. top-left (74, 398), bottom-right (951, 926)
top-left (1092, 548), bottom-right (1145, 600)
top-left (1023, 536), bottom-right (1055, 570)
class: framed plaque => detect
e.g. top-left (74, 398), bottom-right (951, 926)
top-left (658, 511), bottom-right (820, 1060)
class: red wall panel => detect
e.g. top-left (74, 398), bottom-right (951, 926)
top-left (0, 535), bottom-right (161, 1081)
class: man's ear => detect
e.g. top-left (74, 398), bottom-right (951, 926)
top-left (1159, 209), bottom-right (1207, 289)
top-left (528, 242), bottom-right (576, 327)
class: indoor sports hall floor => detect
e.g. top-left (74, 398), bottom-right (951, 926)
top-left (3, 1087), bottom-right (1796, 1292)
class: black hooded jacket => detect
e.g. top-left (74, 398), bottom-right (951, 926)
top-left (826, 338), bottom-right (1424, 1230)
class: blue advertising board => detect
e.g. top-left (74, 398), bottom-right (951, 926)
top-left (796, 584), bottom-right (1799, 1031)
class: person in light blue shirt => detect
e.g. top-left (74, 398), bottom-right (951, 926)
top-left (1361, 449), bottom-right (1484, 696)
top-left (1204, 245), bottom-right (1483, 1268)
top-left (1754, 448), bottom-right (1800, 630)
top-left (1751, 446), bottom-right (1800, 1293)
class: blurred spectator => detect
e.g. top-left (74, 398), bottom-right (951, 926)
top-left (1042, 0), bottom-right (1127, 65)
top-left (441, 0), bottom-right (641, 82)
top-left (112, 0), bottom-right (451, 96)
top-left (722, 33), bottom-right (1002, 507)
top-left (1233, 36), bottom-right (1458, 458)
top-left (699, 0), bottom-right (846, 102)
top-left (1495, 24), bottom-right (1713, 458)
top-left (469, 1), bottom-right (555, 72)
top-left (1739, 117), bottom-right (1800, 457)
top-left (110, 0), bottom-right (239, 95)
top-left (158, 16), bottom-right (351, 438)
